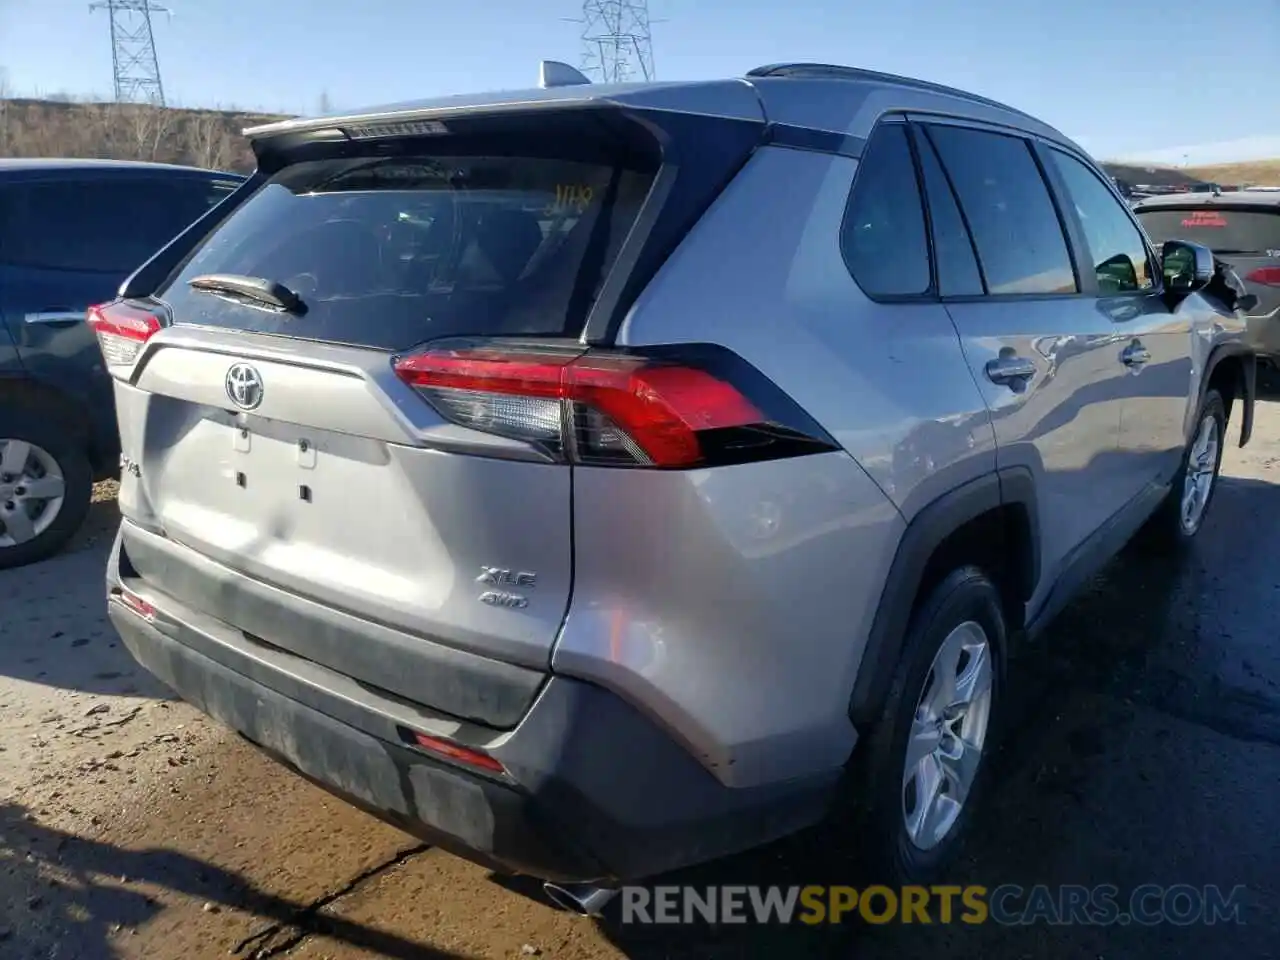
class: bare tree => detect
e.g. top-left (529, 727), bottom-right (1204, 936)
top-left (184, 111), bottom-right (233, 170)
top-left (84, 102), bottom-right (127, 159)
top-left (124, 103), bottom-right (177, 161)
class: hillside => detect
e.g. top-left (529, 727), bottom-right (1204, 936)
top-left (1100, 162), bottom-right (1200, 188)
top-left (1184, 159), bottom-right (1280, 186)
top-left (2, 96), bottom-right (1278, 191)
top-left (1098, 159), bottom-right (1280, 189)
top-left (0, 98), bottom-right (288, 172)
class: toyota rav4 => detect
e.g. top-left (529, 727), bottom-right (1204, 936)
top-left (96, 61), bottom-right (1255, 910)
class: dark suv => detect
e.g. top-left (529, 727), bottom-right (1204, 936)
top-left (1134, 190), bottom-right (1280, 366)
top-left (0, 159), bottom-right (243, 567)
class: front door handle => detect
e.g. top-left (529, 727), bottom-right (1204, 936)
top-left (24, 309), bottom-right (86, 325)
top-left (1121, 341), bottom-right (1151, 367)
top-left (985, 355), bottom-right (1037, 385)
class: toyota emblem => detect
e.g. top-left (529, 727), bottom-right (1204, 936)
top-left (225, 363), bottom-right (264, 411)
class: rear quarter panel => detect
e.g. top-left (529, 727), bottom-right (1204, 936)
top-left (554, 145), bottom-right (995, 788)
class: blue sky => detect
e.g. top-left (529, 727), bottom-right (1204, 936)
top-left (1, 0), bottom-right (1277, 164)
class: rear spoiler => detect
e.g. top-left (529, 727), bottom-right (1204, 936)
top-left (240, 65), bottom-right (763, 168)
top-left (242, 60), bottom-right (598, 154)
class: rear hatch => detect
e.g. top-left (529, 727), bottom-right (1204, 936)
top-left (1136, 203), bottom-right (1280, 354)
top-left (94, 103), bottom-right (766, 714)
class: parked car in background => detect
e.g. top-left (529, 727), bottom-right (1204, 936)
top-left (1135, 191), bottom-right (1280, 366)
top-left (96, 62), bottom-right (1254, 907)
top-left (0, 159), bottom-right (244, 568)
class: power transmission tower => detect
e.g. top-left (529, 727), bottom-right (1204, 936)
top-left (579, 0), bottom-right (656, 83)
top-left (89, 0), bottom-right (170, 106)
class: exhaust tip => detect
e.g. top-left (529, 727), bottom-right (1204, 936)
top-left (542, 881), bottom-right (618, 917)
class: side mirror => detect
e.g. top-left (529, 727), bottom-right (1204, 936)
top-left (1162, 240), bottom-right (1215, 294)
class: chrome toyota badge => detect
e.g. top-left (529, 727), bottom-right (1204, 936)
top-left (225, 363), bottom-right (264, 411)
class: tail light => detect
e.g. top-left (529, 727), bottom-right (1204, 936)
top-left (393, 340), bottom-right (838, 469)
top-left (87, 301), bottom-right (165, 377)
top-left (1245, 266), bottom-right (1280, 287)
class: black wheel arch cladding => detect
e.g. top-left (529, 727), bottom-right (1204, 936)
top-left (1201, 344), bottom-right (1255, 448)
top-left (849, 468), bottom-right (1039, 728)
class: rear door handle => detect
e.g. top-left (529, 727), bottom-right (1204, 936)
top-left (985, 355), bottom-right (1036, 385)
top-left (1121, 341), bottom-right (1151, 367)
top-left (24, 310), bottom-right (86, 325)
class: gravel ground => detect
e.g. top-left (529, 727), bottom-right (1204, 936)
top-left (2, 373), bottom-right (1279, 959)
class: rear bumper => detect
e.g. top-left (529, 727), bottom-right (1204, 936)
top-left (106, 526), bottom-right (838, 883)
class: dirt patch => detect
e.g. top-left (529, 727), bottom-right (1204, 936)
top-left (4, 414), bottom-right (1280, 959)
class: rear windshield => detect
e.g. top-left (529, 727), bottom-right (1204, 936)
top-left (1136, 207), bottom-right (1280, 255)
top-left (158, 154), bottom-right (654, 350)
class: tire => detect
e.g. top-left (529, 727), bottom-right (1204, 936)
top-left (1140, 388), bottom-right (1227, 547)
top-left (846, 566), bottom-right (1007, 885)
top-left (0, 408), bottom-right (93, 569)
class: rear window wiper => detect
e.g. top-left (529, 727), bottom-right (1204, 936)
top-left (188, 274), bottom-right (307, 315)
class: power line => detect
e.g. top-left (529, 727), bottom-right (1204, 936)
top-left (88, 0), bottom-right (170, 106)
top-left (579, 0), bottom-right (657, 83)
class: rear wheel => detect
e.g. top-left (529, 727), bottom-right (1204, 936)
top-left (850, 567), bottom-right (1006, 884)
top-left (0, 411), bottom-right (92, 569)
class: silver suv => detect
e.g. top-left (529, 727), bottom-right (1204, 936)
top-left (97, 62), bottom-right (1256, 908)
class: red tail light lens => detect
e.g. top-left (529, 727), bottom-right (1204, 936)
top-left (113, 588), bottom-right (156, 622)
top-left (394, 343), bottom-right (790, 469)
top-left (87, 301), bottom-right (164, 375)
top-left (1245, 266), bottom-right (1280, 287)
top-left (405, 730), bottom-right (505, 775)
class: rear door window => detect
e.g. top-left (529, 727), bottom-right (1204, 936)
top-left (1135, 207), bottom-right (1280, 255)
top-left (924, 125), bottom-right (1078, 296)
top-left (158, 155), bottom-right (654, 351)
top-left (914, 129), bottom-right (985, 297)
top-left (0, 176), bottom-right (235, 274)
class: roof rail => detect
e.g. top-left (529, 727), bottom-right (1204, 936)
top-left (745, 62), bottom-right (1033, 120)
top-left (539, 60), bottom-right (592, 89)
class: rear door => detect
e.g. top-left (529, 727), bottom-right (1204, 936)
top-left (111, 127), bottom-right (663, 672)
top-left (0, 173), bottom-right (236, 447)
top-left (914, 120), bottom-right (1134, 612)
top-left (1136, 202), bottom-right (1280, 359)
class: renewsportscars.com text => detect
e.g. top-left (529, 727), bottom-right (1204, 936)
top-left (619, 884), bottom-right (1248, 926)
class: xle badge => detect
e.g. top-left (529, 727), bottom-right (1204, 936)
top-left (476, 567), bottom-right (536, 609)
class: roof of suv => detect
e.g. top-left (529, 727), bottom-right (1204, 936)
top-left (0, 157), bottom-right (243, 178)
top-left (1133, 190), bottom-right (1280, 210)
top-left (245, 61), bottom-right (1075, 156)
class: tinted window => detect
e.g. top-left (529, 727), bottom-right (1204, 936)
top-left (841, 123), bottom-right (931, 297)
top-left (915, 131), bottom-right (984, 296)
top-left (926, 126), bottom-right (1077, 295)
top-left (0, 176), bottom-right (235, 274)
top-left (1048, 149), bottom-right (1153, 293)
top-left (1136, 207), bottom-right (1280, 256)
top-left (158, 154), bottom-right (653, 351)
